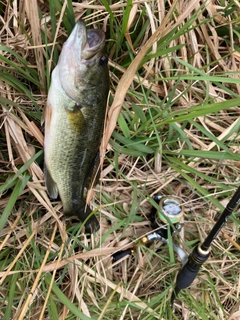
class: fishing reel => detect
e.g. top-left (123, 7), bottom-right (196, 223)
top-left (112, 187), bottom-right (240, 307)
top-left (112, 194), bottom-right (188, 265)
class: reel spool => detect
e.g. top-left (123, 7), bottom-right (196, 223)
top-left (150, 195), bottom-right (184, 239)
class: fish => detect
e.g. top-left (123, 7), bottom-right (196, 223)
top-left (43, 19), bottom-right (109, 233)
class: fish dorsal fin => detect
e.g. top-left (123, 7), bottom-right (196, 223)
top-left (44, 165), bottom-right (58, 199)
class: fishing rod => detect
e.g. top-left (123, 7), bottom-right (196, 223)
top-left (171, 185), bottom-right (240, 306)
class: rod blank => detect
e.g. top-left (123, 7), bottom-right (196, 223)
top-left (171, 186), bottom-right (240, 306)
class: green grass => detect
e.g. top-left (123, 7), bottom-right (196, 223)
top-left (0, 0), bottom-right (240, 319)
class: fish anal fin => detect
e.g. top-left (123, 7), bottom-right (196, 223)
top-left (85, 151), bottom-right (100, 189)
top-left (44, 165), bottom-right (58, 199)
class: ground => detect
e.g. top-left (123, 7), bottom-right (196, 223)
top-left (0, 1), bottom-right (240, 319)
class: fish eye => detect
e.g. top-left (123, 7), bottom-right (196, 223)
top-left (99, 56), bottom-right (108, 66)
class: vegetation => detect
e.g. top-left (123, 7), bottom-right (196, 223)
top-left (0, 0), bottom-right (240, 319)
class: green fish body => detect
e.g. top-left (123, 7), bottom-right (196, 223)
top-left (44, 20), bottom-right (109, 233)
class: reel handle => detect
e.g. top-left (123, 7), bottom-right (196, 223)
top-left (112, 249), bottom-right (133, 262)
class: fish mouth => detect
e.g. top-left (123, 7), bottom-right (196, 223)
top-left (75, 19), bottom-right (105, 60)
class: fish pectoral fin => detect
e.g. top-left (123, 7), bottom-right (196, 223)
top-left (44, 165), bottom-right (58, 199)
top-left (66, 103), bottom-right (86, 132)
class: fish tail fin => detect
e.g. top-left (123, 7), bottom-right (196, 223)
top-left (83, 205), bottom-right (100, 234)
top-left (64, 202), bottom-right (100, 234)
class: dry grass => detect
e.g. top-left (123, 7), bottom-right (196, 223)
top-left (0, 0), bottom-right (240, 319)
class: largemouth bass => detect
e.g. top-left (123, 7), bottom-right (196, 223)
top-left (44, 19), bottom-right (109, 233)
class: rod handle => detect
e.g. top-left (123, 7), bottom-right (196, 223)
top-left (175, 245), bottom-right (210, 289)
